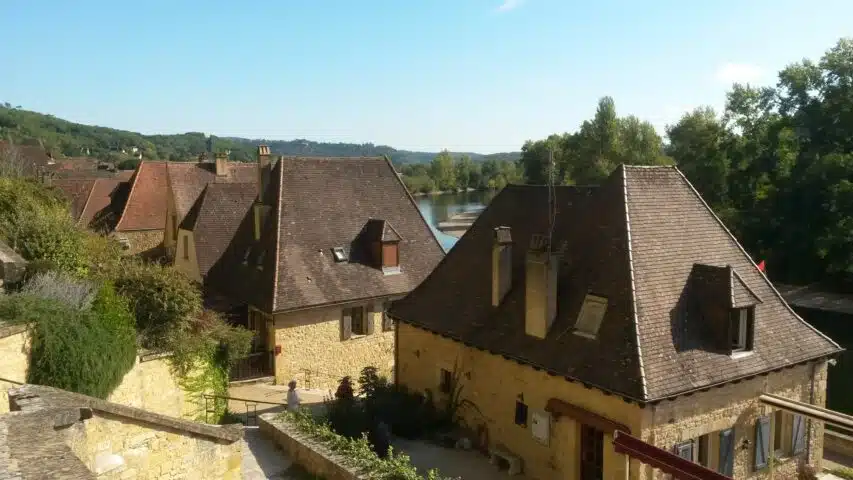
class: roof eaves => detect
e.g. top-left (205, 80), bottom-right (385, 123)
top-left (621, 165), bottom-right (649, 400)
top-left (671, 167), bottom-right (843, 351)
top-left (271, 161), bottom-right (284, 313)
top-left (114, 161), bottom-right (144, 231)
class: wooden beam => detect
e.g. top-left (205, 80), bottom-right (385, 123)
top-left (613, 431), bottom-right (732, 480)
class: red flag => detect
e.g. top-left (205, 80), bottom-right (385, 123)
top-left (757, 260), bottom-right (766, 272)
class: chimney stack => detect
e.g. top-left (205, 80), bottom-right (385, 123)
top-left (491, 226), bottom-right (513, 307)
top-left (525, 235), bottom-right (558, 339)
top-left (257, 145), bottom-right (271, 198)
top-left (214, 152), bottom-right (228, 177)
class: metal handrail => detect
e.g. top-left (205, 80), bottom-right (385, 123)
top-left (202, 393), bottom-right (288, 426)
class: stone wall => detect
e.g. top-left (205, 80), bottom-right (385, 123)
top-left (258, 412), bottom-right (364, 480)
top-left (643, 361), bottom-right (828, 480)
top-left (65, 410), bottom-right (241, 479)
top-left (0, 326), bottom-right (28, 414)
top-left (273, 303), bottom-right (395, 390)
top-left (114, 229), bottom-right (164, 257)
top-left (0, 329), bottom-right (201, 419)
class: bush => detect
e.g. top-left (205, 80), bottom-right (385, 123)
top-left (0, 285), bottom-right (137, 399)
top-left (113, 260), bottom-right (202, 348)
top-left (327, 376), bottom-right (368, 439)
top-left (359, 367), bottom-right (436, 439)
top-left (279, 409), bottom-right (450, 480)
top-left (21, 271), bottom-right (95, 309)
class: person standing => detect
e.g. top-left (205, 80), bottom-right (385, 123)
top-left (286, 380), bottom-right (301, 411)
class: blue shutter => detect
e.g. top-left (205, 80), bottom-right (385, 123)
top-left (755, 416), bottom-right (771, 469)
top-left (719, 428), bottom-right (734, 476)
top-left (792, 414), bottom-right (807, 454)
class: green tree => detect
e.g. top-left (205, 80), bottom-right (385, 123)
top-left (666, 107), bottom-right (731, 208)
top-left (430, 150), bottom-right (457, 192)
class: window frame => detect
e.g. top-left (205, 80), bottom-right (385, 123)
top-left (514, 400), bottom-right (528, 428)
top-left (574, 294), bottom-right (608, 339)
top-left (697, 434), bottom-right (710, 467)
top-left (182, 234), bottom-right (189, 260)
top-left (730, 307), bottom-right (755, 353)
top-left (438, 368), bottom-right (452, 394)
top-left (345, 306), bottom-right (367, 336)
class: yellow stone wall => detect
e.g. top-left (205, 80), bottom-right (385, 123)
top-left (397, 323), bottom-right (830, 480)
top-left (273, 304), bottom-right (395, 390)
top-left (396, 323), bottom-right (643, 480)
top-left (64, 412), bottom-right (241, 480)
top-left (643, 362), bottom-right (828, 480)
top-left (0, 331), bottom-right (202, 420)
top-left (172, 229), bottom-right (201, 283)
top-left (0, 328), bottom-right (28, 414)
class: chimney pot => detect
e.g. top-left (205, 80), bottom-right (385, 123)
top-left (214, 152), bottom-right (228, 176)
top-left (257, 145), bottom-right (272, 198)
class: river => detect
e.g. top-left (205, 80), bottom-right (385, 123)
top-left (415, 190), bottom-right (497, 251)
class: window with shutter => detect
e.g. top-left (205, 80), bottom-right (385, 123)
top-left (792, 414), bottom-right (807, 455)
top-left (718, 428), bottom-right (734, 476)
top-left (675, 441), bottom-right (694, 461)
top-left (697, 434), bottom-right (710, 467)
top-left (755, 416), bottom-right (771, 470)
top-left (347, 307), bottom-right (367, 335)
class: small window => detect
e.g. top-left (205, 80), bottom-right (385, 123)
top-left (574, 294), bottom-right (608, 338)
top-left (439, 368), bottom-right (452, 394)
top-left (773, 410), bottom-right (785, 454)
top-left (332, 247), bottom-right (347, 263)
top-left (381, 303), bottom-right (394, 331)
top-left (675, 440), bottom-right (694, 461)
top-left (182, 235), bottom-right (189, 260)
top-left (731, 307), bottom-right (754, 352)
top-left (346, 306), bottom-right (367, 335)
top-left (514, 400), bottom-right (528, 427)
top-left (382, 242), bottom-right (399, 268)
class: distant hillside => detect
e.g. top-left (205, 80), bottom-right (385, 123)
top-left (0, 104), bottom-right (520, 165)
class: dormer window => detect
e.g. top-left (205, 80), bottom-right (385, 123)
top-left (381, 241), bottom-right (400, 273)
top-left (363, 218), bottom-right (402, 275)
top-left (730, 307), bottom-right (754, 352)
top-left (574, 294), bottom-right (608, 339)
top-left (332, 247), bottom-right (348, 263)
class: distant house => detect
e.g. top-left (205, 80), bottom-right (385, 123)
top-left (205, 146), bottom-right (445, 387)
top-left (0, 141), bottom-right (54, 177)
top-left (163, 153), bottom-right (255, 261)
top-left (52, 172), bottom-right (132, 230)
top-left (113, 161), bottom-right (169, 256)
top-left (389, 165), bottom-right (842, 480)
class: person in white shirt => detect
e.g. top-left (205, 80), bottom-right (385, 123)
top-left (286, 380), bottom-right (301, 411)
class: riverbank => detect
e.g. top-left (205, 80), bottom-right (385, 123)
top-left (410, 187), bottom-right (489, 197)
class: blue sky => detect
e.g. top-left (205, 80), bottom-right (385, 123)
top-left (2, 1), bottom-right (851, 153)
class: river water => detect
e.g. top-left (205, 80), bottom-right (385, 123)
top-left (415, 190), bottom-right (497, 251)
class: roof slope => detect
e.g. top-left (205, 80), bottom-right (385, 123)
top-left (390, 165), bottom-right (841, 402)
top-left (625, 166), bottom-right (839, 399)
top-left (115, 161), bottom-right (168, 231)
top-left (186, 183), bottom-right (257, 277)
top-left (167, 162), bottom-right (256, 225)
top-left (209, 157), bottom-right (445, 313)
top-left (52, 178), bottom-right (96, 222)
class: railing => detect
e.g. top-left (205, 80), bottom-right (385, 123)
top-left (203, 393), bottom-right (287, 426)
top-left (300, 368), bottom-right (344, 391)
top-left (229, 350), bottom-right (274, 382)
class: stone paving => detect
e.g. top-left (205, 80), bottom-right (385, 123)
top-left (240, 426), bottom-right (292, 480)
top-left (392, 436), bottom-right (531, 480)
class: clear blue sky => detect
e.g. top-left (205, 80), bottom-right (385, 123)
top-left (2, 1), bottom-right (851, 153)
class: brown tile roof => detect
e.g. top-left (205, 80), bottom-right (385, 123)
top-left (208, 156), bottom-right (445, 313)
top-left (115, 161), bottom-right (169, 231)
top-left (167, 161), bottom-right (256, 227)
top-left (184, 183), bottom-right (257, 277)
top-left (0, 141), bottom-right (53, 176)
top-left (389, 165), bottom-right (841, 402)
top-left (52, 178), bottom-right (97, 222)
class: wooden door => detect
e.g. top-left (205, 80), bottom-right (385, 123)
top-left (580, 425), bottom-right (604, 480)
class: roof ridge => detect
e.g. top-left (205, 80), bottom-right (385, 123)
top-left (620, 164), bottom-right (649, 400)
top-left (114, 161), bottom-right (144, 231)
top-left (670, 167), bottom-right (842, 352)
top-left (381, 155), bottom-right (445, 253)
top-left (271, 160), bottom-right (284, 313)
top-left (730, 267), bottom-right (762, 304)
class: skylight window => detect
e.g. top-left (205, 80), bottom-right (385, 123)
top-left (574, 294), bottom-right (608, 339)
top-left (332, 247), bottom-right (348, 263)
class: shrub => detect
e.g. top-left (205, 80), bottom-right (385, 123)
top-left (0, 286), bottom-right (137, 399)
top-left (21, 271), bottom-right (95, 309)
top-left (278, 409), bottom-right (451, 480)
top-left (359, 367), bottom-right (437, 439)
top-left (113, 260), bottom-right (202, 348)
top-left (327, 376), bottom-right (368, 439)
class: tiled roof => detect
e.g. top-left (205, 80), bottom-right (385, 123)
top-left (115, 161), bottom-right (169, 231)
top-left (208, 156), bottom-right (445, 313)
top-left (0, 141), bottom-right (53, 176)
top-left (52, 178), bottom-right (96, 222)
top-left (184, 183), bottom-right (257, 277)
top-left (389, 165), bottom-right (841, 402)
top-left (167, 162), bottom-right (256, 227)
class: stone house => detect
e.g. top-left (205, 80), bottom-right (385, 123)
top-left (113, 161), bottom-right (169, 256)
top-left (163, 153), bottom-right (255, 263)
top-left (204, 146), bottom-right (445, 388)
top-left (389, 165), bottom-right (843, 480)
top-left (52, 172), bottom-right (134, 231)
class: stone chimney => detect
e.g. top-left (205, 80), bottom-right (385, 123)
top-left (214, 152), bottom-right (228, 177)
top-left (491, 226), bottom-right (513, 307)
top-left (257, 145), bottom-right (271, 198)
top-left (525, 235), bottom-right (559, 339)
